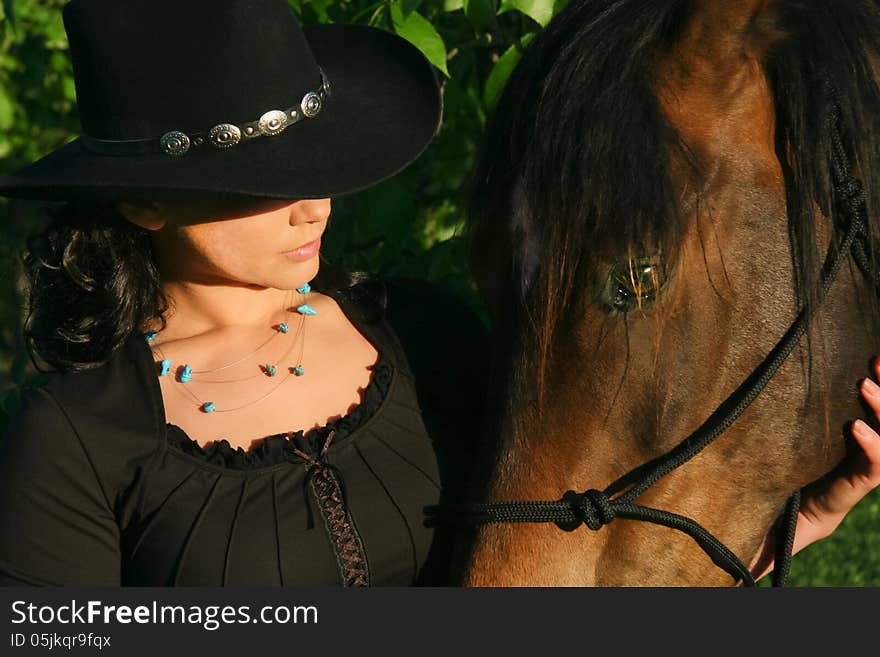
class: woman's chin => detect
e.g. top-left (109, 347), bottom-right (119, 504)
top-left (283, 254), bottom-right (321, 288)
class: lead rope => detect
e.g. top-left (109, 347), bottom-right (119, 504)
top-left (771, 490), bottom-right (801, 587)
top-left (771, 80), bottom-right (873, 587)
top-left (426, 83), bottom-right (873, 588)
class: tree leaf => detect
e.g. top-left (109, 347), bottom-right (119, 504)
top-left (390, 1), bottom-right (449, 77)
top-left (401, 0), bottom-right (424, 17)
top-left (483, 32), bottom-right (535, 110)
top-left (0, 87), bottom-right (14, 130)
top-left (2, 0), bottom-right (15, 29)
top-left (499, 0), bottom-right (555, 27)
top-left (463, 0), bottom-right (495, 34)
top-left (443, 0), bottom-right (464, 11)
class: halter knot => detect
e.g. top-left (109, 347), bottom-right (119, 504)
top-left (563, 489), bottom-right (615, 531)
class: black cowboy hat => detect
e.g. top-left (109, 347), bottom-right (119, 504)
top-left (0, 0), bottom-right (442, 202)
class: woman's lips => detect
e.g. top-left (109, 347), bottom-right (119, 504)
top-left (282, 237), bottom-right (321, 261)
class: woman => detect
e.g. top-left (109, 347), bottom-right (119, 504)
top-left (0, 0), bottom-right (876, 587)
top-left (0, 0), bottom-right (485, 586)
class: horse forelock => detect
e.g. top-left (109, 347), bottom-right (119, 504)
top-left (469, 0), bottom-right (880, 416)
top-left (461, 0), bottom-right (880, 584)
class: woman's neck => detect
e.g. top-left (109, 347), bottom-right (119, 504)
top-left (148, 281), bottom-right (295, 345)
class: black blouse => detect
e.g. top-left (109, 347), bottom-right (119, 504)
top-left (0, 279), bottom-right (486, 586)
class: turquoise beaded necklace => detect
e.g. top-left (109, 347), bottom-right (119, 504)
top-left (144, 283), bottom-right (318, 413)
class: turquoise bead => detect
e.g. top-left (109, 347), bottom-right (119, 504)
top-left (297, 283), bottom-right (311, 294)
top-left (278, 322), bottom-right (289, 333)
top-left (296, 304), bottom-right (318, 316)
top-left (293, 365), bottom-right (305, 377)
top-left (159, 359), bottom-right (171, 376)
top-left (265, 364), bottom-right (277, 377)
top-left (144, 330), bottom-right (157, 343)
top-left (202, 402), bottom-right (216, 413)
top-left (180, 364), bottom-right (192, 383)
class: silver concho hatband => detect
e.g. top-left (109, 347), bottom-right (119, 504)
top-left (159, 131), bottom-right (192, 157)
top-left (156, 69), bottom-right (331, 157)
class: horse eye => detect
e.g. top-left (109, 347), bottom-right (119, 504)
top-left (601, 257), bottom-right (664, 313)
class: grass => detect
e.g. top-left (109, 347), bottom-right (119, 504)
top-left (784, 486), bottom-right (880, 586)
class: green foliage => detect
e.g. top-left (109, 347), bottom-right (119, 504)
top-left (499, 0), bottom-right (556, 27)
top-left (0, 1), bottom-right (75, 167)
top-left (286, 0), bottom-right (564, 307)
top-left (389, 1), bottom-right (449, 76)
top-left (0, 0), bottom-right (877, 588)
top-left (483, 31), bottom-right (534, 109)
top-left (1, 1), bottom-right (15, 29)
top-left (463, 0), bottom-right (497, 35)
top-left (0, 0), bottom-right (74, 398)
top-left (787, 488), bottom-right (880, 586)
top-left (755, 487), bottom-right (880, 587)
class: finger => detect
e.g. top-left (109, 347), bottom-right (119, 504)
top-left (861, 377), bottom-right (880, 419)
top-left (850, 419), bottom-right (880, 482)
top-left (801, 419), bottom-right (880, 521)
top-left (787, 386), bottom-right (880, 558)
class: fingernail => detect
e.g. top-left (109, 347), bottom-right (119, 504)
top-left (862, 378), bottom-right (880, 397)
top-left (853, 419), bottom-right (869, 435)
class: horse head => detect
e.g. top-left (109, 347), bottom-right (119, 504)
top-left (459, 0), bottom-right (880, 586)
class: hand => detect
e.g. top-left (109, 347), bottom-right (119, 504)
top-left (748, 367), bottom-right (880, 581)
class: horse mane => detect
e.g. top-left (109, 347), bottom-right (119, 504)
top-left (467, 0), bottom-right (880, 417)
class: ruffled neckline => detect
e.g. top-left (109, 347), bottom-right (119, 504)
top-left (164, 355), bottom-right (394, 471)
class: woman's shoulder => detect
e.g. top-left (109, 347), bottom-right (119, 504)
top-left (0, 336), bottom-right (163, 505)
top-left (7, 335), bottom-right (158, 434)
top-left (336, 275), bottom-right (489, 385)
top-left (0, 358), bottom-right (136, 586)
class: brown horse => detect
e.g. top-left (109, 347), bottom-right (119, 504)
top-left (457, 0), bottom-right (880, 585)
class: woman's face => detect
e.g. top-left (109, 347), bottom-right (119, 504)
top-left (118, 196), bottom-right (331, 291)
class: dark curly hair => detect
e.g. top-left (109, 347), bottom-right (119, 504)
top-left (20, 200), bottom-right (376, 374)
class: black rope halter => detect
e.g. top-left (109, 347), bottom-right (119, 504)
top-left (425, 81), bottom-right (878, 587)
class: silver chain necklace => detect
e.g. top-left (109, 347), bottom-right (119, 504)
top-left (144, 283), bottom-right (318, 413)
